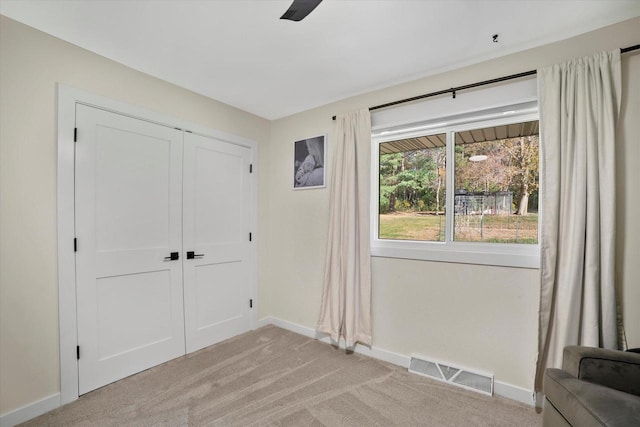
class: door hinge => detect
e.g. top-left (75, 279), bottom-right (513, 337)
top-left (74, 128), bottom-right (77, 142)
top-left (76, 345), bottom-right (80, 360)
top-left (249, 232), bottom-right (252, 242)
top-left (249, 164), bottom-right (253, 173)
top-left (74, 238), bottom-right (77, 252)
top-left (249, 299), bottom-right (253, 308)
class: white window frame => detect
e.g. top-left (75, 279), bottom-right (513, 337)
top-left (371, 102), bottom-right (540, 269)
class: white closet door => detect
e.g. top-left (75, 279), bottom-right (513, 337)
top-left (75, 105), bottom-right (185, 394)
top-left (183, 132), bottom-right (252, 353)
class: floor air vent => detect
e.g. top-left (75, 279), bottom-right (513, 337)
top-left (409, 354), bottom-right (494, 396)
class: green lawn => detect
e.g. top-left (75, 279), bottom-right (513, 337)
top-left (379, 213), bottom-right (538, 244)
top-left (379, 214), bottom-right (445, 241)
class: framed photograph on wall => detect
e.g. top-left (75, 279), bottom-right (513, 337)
top-left (293, 134), bottom-right (326, 189)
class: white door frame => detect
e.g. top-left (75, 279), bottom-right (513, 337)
top-left (56, 84), bottom-right (258, 405)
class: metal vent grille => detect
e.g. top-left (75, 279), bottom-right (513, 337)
top-left (409, 358), bottom-right (441, 378)
top-left (452, 370), bottom-right (493, 394)
top-left (409, 354), bottom-right (494, 396)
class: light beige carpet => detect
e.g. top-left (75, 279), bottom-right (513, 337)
top-left (23, 325), bottom-right (541, 426)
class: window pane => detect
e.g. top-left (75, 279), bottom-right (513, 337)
top-left (379, 133), bottom-right (446, 241)
top-left (453, 121), bottom-right (539, 244)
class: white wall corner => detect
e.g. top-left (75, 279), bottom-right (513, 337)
top-left (0, 393), bottom-right (60, 427)
top-left (257, 316), bottom-right (535, 406)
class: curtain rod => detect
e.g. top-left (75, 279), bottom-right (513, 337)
top-left (331, 44), bottom-right (640, 120)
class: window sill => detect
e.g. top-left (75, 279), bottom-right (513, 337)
top-left (371, 241), bottom-right (540, 269)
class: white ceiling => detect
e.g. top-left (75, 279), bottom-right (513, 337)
top-left (1, 0), bottom-right (638, 120)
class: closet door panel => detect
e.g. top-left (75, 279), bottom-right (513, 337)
top-left (183, 133), bottom-right (252, 353)
top-left (75, 104), bottom-right (185, 395)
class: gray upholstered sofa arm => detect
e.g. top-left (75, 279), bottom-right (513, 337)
top-left (543, 347), bottom-right (640, 426)
top-left (561, 346), bottom-right (640, 396)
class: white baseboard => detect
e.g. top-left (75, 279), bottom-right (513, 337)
top-left (0, 393), bottom-right (60, 427)
top-left (258, 316), bottom-right (410, 368)
top-left (494, 382), bottom-right (538, 407)
top-left (257, 316), bottom-right (536, 406)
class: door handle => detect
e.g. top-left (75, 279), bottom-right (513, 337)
top-left (186, 251), bottom-right (205, 260)
top-left (164, 252), bottom-right (179, 261)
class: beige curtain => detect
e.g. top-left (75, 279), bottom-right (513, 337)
top-left (535, 50), bottom-right (621, 391)
top-left (317, 109), bottom-right (372, 347)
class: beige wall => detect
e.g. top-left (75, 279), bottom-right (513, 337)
top-left (262, 16), bottom-right (640, 394)
top-left (1, 12), bottom-right (639, 417)
top-left (0, 16), bottom-right (270, 414)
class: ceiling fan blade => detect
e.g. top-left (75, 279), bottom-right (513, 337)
top-left (280, 0), bottom-right (322, 21)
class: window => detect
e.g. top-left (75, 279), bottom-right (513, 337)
top-left (372, 103), bottom-right (540, 268)
top-left (453, 121), bottom-right (539, 244)
top-left (379, 133), bottom-right (446, 242)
